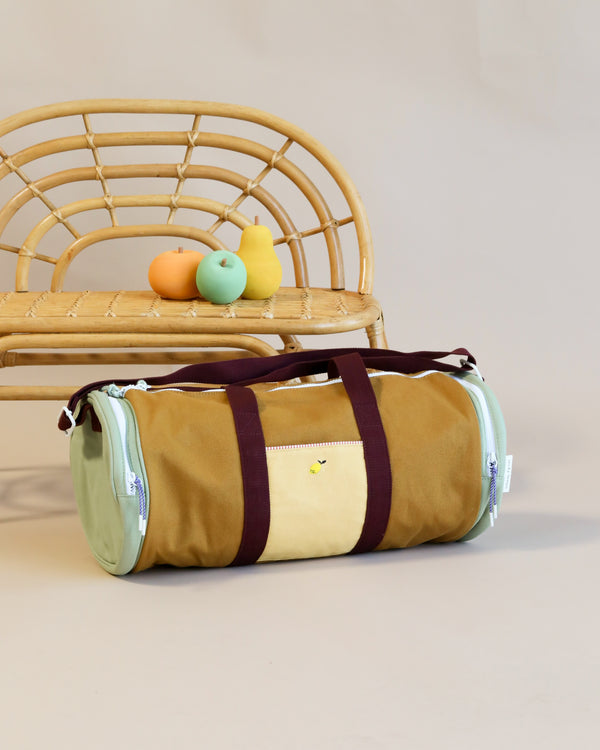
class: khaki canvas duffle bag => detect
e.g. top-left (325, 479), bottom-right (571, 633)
top-left (59, 347), bottom-right (510, 575)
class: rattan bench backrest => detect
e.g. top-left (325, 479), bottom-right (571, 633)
top-left (0, 99), bottom-right (373, 293)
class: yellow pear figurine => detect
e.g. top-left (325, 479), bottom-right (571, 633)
top-left (236, 216), bottom-right (282, 299)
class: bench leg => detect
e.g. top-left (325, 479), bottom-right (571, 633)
top-left (366, 313), bottom-right (388, 349)
top-left (280, 334), bottom-right (303, 353)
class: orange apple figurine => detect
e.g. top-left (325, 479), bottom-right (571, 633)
top-left (148, 246), bottom-right (204, 299)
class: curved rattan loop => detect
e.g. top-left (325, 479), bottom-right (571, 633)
top-left (1, 130), bottom-right (347, 289)
top-left (1, 100), bottom-right (373, 292)
top-left (23, 194), bottom-right (250, 260)
top-left (49, 225), bottom-right (229, 292)
top-left (2, 164), bottom-right (310, 288)
top-left (0, 132), bottom-right (332, 284)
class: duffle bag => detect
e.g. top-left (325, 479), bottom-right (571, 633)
top-left (58, 347), bottom-right (510, 575)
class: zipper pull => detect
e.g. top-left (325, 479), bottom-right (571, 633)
top-left (126, 469), bottom-right (137, 496)
top-left (126, 470), bottom-right (148, 534)
top-left (105, 384), bottom-right (126, 398)
top-left (104, 380), bottom-right (150, 398)
top-left (132, 474), bottom-right (148, 536)
top-left (488, 453), bottom-right (498, 526)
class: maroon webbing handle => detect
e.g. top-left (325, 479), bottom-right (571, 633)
top-left (226, 385), bottom-right (271, 566)
top-left (58, 347), bottom-right (475, 431)
top-left (333, 353), bottom-right (393, 554)
top-left (222, 352), bottom-right (394, 565)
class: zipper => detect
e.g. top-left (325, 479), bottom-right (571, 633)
top-left (451, 376), bottom-right (499, 527)
top-left (99, 370), bottom-right (442, 400)
top-left (267, 369), bottom-right (441, 394)
top-left (107, 396), bottom-right (147, 535)
top-left (105, 380), bottom-right (188, 397)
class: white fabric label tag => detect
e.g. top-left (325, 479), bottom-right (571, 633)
top-left (503, 455), bottom-right (513, 493)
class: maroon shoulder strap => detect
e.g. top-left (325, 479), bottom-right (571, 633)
top-left (58, 348), bottom-right (372, 430)
top-left (59, 347), bottom-right (476, 431)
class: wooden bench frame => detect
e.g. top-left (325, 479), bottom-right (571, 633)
top-left (0, 99), bottom-right (387, 400)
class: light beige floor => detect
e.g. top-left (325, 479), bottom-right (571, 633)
top-left (1, 383), bottom-right (597, 750)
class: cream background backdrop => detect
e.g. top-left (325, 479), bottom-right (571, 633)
top-left (0, 1), bottom-right (597, 748)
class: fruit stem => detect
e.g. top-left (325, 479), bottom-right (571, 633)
top-left (177, 246), bottom-right (183, 253)
top-left (254, 215), bottom-right (259, 225)
top-left (220, 258), bottom-right (227, 267)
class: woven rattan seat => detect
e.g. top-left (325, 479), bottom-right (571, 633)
top-left (0, 100), bottom-right (387, 399)
top-left (0, 289), bottom-right (381, 334)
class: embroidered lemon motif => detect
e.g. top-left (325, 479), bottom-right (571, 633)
top-left (309, 459), bottom-right (327, 475)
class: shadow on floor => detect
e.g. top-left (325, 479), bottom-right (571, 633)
top-left (474, 509), bottom-right (600, 551)
top-left (2, 466), bottom-right (598, 582)
top-left (127, 508), bottom-right (600, 587)
top-left (0, 465), bottom-right (76, 524)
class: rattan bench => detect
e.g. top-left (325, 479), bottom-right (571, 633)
top-left (0, 99), bottom-right (387, 400)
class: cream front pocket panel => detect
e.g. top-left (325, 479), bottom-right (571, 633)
top-left (258, 441), bottom-right (368, 563)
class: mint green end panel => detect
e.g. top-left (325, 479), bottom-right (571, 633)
top-left (69, 393), bottom-right (146, 575)
top-left (455, 373), bottom-right (507, 541)
top-left (70, 411), bottom-right (125, 574)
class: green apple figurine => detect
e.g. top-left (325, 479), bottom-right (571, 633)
top-left (196, 250), bottom-right (247, 305)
